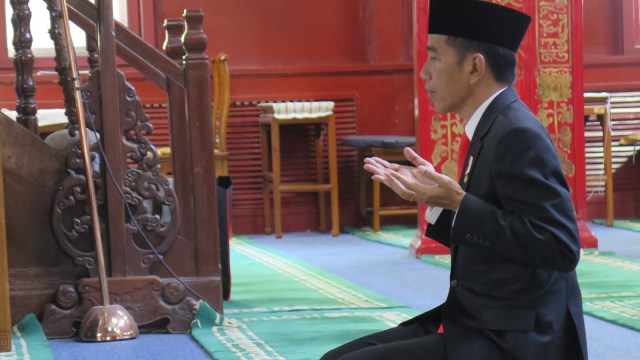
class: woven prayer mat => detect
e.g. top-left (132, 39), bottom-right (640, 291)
top-left (191, 236), bottom-right (418, 360)
top-left (593, 219), bottom-right (640, 232)
top-left (577, 250), bottom-right (640, 331)
top-left (0, 313), bottom-right (54, 360)
top-left (343, 225), bottom-right (416, 249)
top-left (349, 225), bottom-right (640, 332)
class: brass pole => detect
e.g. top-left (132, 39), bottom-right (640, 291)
top-left (61, 0), bottom-right (109, 310)
top-left (60, 0), bottom-right (138, 341)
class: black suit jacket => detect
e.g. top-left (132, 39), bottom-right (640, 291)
top-left (414, 87), bottom-right (588, 359)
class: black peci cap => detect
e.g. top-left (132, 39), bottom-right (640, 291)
top-left (428, 0), bottom-right (531, 52)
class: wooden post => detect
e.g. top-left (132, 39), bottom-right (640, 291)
top-left (10, 0), bottom-right (38, 134)
top-left (182, 9), bottom-right (221, 307)
top-left (0, 142), bottom-right (11, 352)
top-left (86, 34), bottom-right (99, 71)
top-left (97, 0), bottom-right (127, 276)
top-left (45, 0), bottom-right (77, 128)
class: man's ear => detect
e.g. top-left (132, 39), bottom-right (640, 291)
top-left (467, 53), bottom-right (486, 84)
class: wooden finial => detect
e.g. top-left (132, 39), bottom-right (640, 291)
top-left (162, 18), bottom-right (185, 61)
top-left (182, 9), bottom-right (207, 58)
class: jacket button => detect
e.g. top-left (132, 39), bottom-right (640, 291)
top-left (466, 234), bottom-right (472, 241)
top-left (484, 241), bottom-right (492, 248)
top-left (450, 280), bottom-right (458, 288)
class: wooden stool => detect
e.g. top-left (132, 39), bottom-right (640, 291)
top-left (584, 93), bottom-right (614, 227)
top-left (342, 135), bottom-right (417, 232)
top-left (258, 102), bottom-right (340, 238)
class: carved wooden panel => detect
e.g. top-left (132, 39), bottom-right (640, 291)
top-left (42, 276), bottom-right (196, 338)
top-left (51, 69), bottom-right (178, 278)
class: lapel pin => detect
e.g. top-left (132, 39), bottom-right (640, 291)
top-left (463, 156), bottom-right (473, 183)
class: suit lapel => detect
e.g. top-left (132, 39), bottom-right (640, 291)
top-left (451, 88), bottom-right (520, 274)
top-left (459, 87), bottom-right (520, 191)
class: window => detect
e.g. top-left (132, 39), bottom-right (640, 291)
top-left (4, 0), bottom-right (128, 57)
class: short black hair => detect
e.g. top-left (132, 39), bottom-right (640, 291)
top-left (446, 36), bottom-right (517, 85)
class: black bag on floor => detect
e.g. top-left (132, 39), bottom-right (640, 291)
top-left (217, 176), bottom-right (232, 300)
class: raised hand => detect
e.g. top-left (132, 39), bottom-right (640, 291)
top-left (363, 147), bottom-right (465, 211)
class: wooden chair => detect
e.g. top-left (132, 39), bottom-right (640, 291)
top-left (258, 102), bottom-right (340, 238)
top-left (0, 141), bottom-right (11, 352)
top-left (212, 54), bottom-right (231, 177)
top-left (158, 53), bottom-right (231, 177)
top-left (342, 135), bottom-right (417, 232)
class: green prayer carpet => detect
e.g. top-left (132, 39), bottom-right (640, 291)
top-left (0, 313), bottom-right (54, 360)
top-left (343, 225), bottom-right (419, 248)
top-left (349, 225), bottom-right (640, 332)
top-left (592, 219), bottom-right (640, 232)
top-left (191, 236), bottom-right (419, 360)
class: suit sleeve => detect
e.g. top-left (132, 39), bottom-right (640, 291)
top-left (451, 125), bottom-right (580, 272)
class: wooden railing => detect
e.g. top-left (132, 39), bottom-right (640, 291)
top-left (9, 0), bottom-right (221, 337)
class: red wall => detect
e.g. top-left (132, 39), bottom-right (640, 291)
top-left (153, 0), bottom-right (412, 68)
top-left (0, 0), bottom-right (416, 234)
top-left (584, 0), bottom-right (640, 91)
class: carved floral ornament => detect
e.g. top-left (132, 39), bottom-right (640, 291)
top-left (537, 68), bottom-right (575, 177)
top-left (537, 70), bottom-right (572, 102)
top-left (538, 1), bottom-right (571, 65)
top-left (430, 110), bottom-right (464, 180)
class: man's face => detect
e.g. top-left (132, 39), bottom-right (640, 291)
top-left (420, 35), bottom-right (471, 115)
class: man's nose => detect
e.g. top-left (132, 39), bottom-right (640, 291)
top-left (420, 63), bottom-right (430, 81)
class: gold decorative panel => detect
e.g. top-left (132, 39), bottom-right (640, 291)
top-left (536, 0), bottom-right (575, 176)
